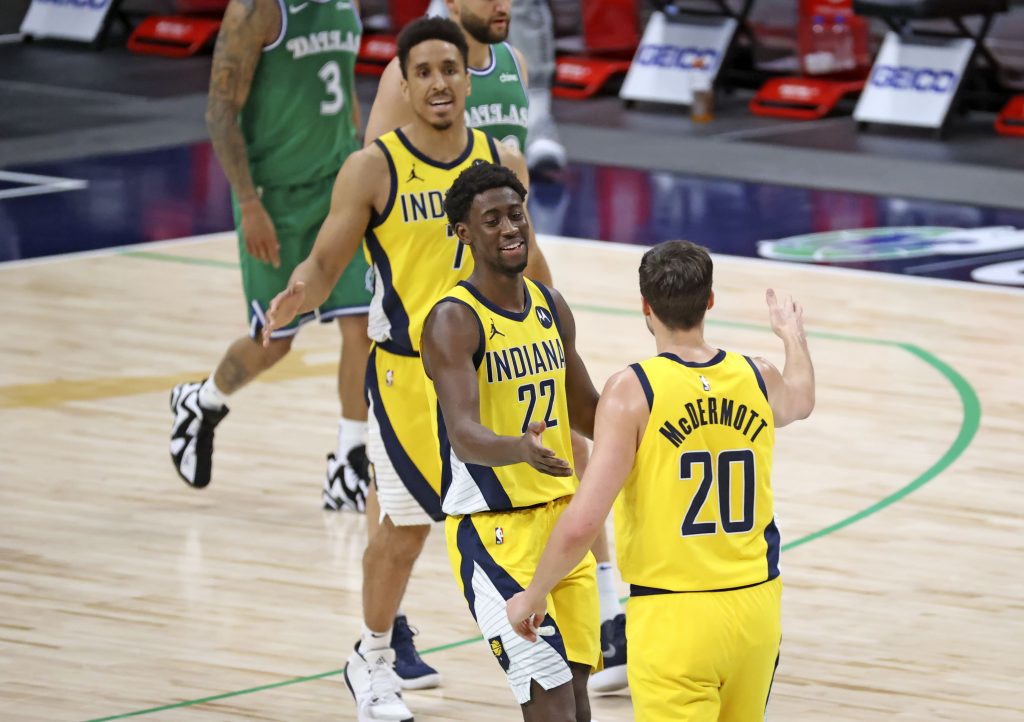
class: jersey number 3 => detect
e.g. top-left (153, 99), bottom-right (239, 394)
top-left (318, 61), bottom-right (345, 116)
top-left (679, 449), bottom-right (756, 537)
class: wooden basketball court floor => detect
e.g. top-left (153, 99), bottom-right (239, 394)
top-left (0, 233), bottom-right (1021, 722)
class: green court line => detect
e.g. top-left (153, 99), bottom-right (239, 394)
top-left (82, 280), bottom-right (981, 722)
top-left (121, 250), bottom-right (238, 269)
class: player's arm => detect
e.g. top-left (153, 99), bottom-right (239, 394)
top-left (506, 369), bottom-right (648, 640)
top-left (262, 148), bottom-right (382, 341)
top-left (363, 58), bottom-right (415, 146)
top-left (206, 0), bottom-right (281, 266)
top-left (422, 303), bottom-right (572, 476)
top-left (753, 288), bottom-right (815, 428)
top-left (496, 142), bottom-right (553, 286)
top-left (547, 286), bottom-right (599, 438)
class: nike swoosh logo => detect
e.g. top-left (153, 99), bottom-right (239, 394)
top-left (288, 2), bottom-right (309, 13)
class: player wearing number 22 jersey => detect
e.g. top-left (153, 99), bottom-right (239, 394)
top-left (421, 163), bottom-right (601, 714)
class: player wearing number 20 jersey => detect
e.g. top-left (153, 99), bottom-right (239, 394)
top-left (617, 350), bottom-right (779, 594)
top-left (364, 127), bottom-right (500, 524)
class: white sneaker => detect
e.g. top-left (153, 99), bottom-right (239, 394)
top-left (525, 113), bottom-right (567, 175)
top-left (344, 644), bottom-right (414, 722)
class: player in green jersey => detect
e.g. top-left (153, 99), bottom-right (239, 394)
top-left (169, 0), bottom-right (374, 508)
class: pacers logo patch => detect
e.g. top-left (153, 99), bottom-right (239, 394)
top-left (489, 635), bottom-right (511, 671)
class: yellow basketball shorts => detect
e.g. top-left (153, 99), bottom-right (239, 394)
top-left (626, 577), bottom-right (782, 722)
top-left (366, 345), bottom-right (443, 525)
top-left (445, 497), bottom-right (601, 705)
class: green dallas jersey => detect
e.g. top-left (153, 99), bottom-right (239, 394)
top-left (240, 0), bottom-right (362, 188)
top-left (466, 41), bottom-right (529, 152)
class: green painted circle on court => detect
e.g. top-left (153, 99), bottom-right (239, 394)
top-left (80, 300), bottom-right (982, 722)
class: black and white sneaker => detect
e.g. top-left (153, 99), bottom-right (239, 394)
top-left (169, 381), bottom-right (229, 489)
top-left (323, 444), bottom-right (371, 512)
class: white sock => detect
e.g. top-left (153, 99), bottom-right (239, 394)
top-left (337, 418), bottom-right (367, 460)
top-left (529, 88), bottom-right (552, 119)
top-left (359, 623), bottom-right (392, 653)
top-left (597, 562), bottom-right (622, 622)
top-left (197, 375), bottom-right (228, 410)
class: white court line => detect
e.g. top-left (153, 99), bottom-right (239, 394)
top-left (0, 170), bottom-right (88, 201)
top-left (0, 232), bottom-right (233, 270)
top-left (1, 229), bottom-right (1020, 297)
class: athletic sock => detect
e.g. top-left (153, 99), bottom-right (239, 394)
top-left (359, 624), bottom-right (393, 654)
top-left (197, 375), bottom-right (228, 410)
top-left (597, 562), bottom-right (623, 622)
top-left (337, 418), bottom-right (367, 460)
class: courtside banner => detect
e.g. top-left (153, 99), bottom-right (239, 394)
top-left (21, 0), bottom-right (113, 43)
top-left (620, 12), bottom-right (737, 106)
top-left (853, 32), bottom-right (973, 128)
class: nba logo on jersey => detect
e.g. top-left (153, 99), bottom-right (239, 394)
top-left (385, 369), bottom-right (394, 387)
top-left (700, 374), bottom-right (711, 391)
top-left (536, 307), bottom-right (553, 329)
top-left (495, 527), bottom-right (504, 545)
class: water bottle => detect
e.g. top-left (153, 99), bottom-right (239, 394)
top-left (831, 14), bottom-right (855, 72)
top-left (805, 15), bottom-right (834, 75)
top-left (690, 57), bottom-right (714, 123)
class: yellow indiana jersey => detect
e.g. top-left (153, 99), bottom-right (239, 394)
top-left (426, 279), bottom-right (577, 514)
top-left (366, 127), bottom-right (500, 354)
top-left (615, 350), bottom-right (779, 592)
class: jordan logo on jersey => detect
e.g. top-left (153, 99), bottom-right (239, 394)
top-left (489, 319), bottom-right (505, 340)
top-left (406, 163), bottom-right (423, 182)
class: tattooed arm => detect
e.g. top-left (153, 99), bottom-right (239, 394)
top-left (206, 0), bottom-right (282, 267)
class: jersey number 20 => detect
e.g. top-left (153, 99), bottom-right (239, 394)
top-left (679, 449), bottom-right (756, 536)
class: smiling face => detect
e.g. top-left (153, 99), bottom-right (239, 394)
top-left (448, 0), bottom-right (511, 44)
top-left (401, 39), bottom-right (470, 131)
top-left (457, 186), bottom-right (530, 275)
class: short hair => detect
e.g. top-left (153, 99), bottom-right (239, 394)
top-left (445, 162), bottom-right (528, 228)
top-left (638, 241), bottom-right (714, 330)
top-left (396, 17), bottom-right (469, 78)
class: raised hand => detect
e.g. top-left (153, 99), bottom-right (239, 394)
top-left (239, 198), bottom-right (281, 269)
top-left (766, 288), bottom-right (805, 341)
top-left (518, 421), bottom-right (572, 477)
top-left (263, 281), bottom-right (306, 347)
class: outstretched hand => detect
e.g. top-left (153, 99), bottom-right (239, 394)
top-left (263, 281), bottom-right (306, 346)
top-left (519, 421), bottom-right (572, 477)
top-left (506, 591), bottom-right (551, 643)
top-left (766, 288), bottom-right (805, 342)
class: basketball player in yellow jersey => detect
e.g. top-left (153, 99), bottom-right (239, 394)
top-left (264, 17), bottom-right (551, 722)
top-left (508, 240), bottom-right (816, 722)
top-left (421, 162), bottom-right (601, 721)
